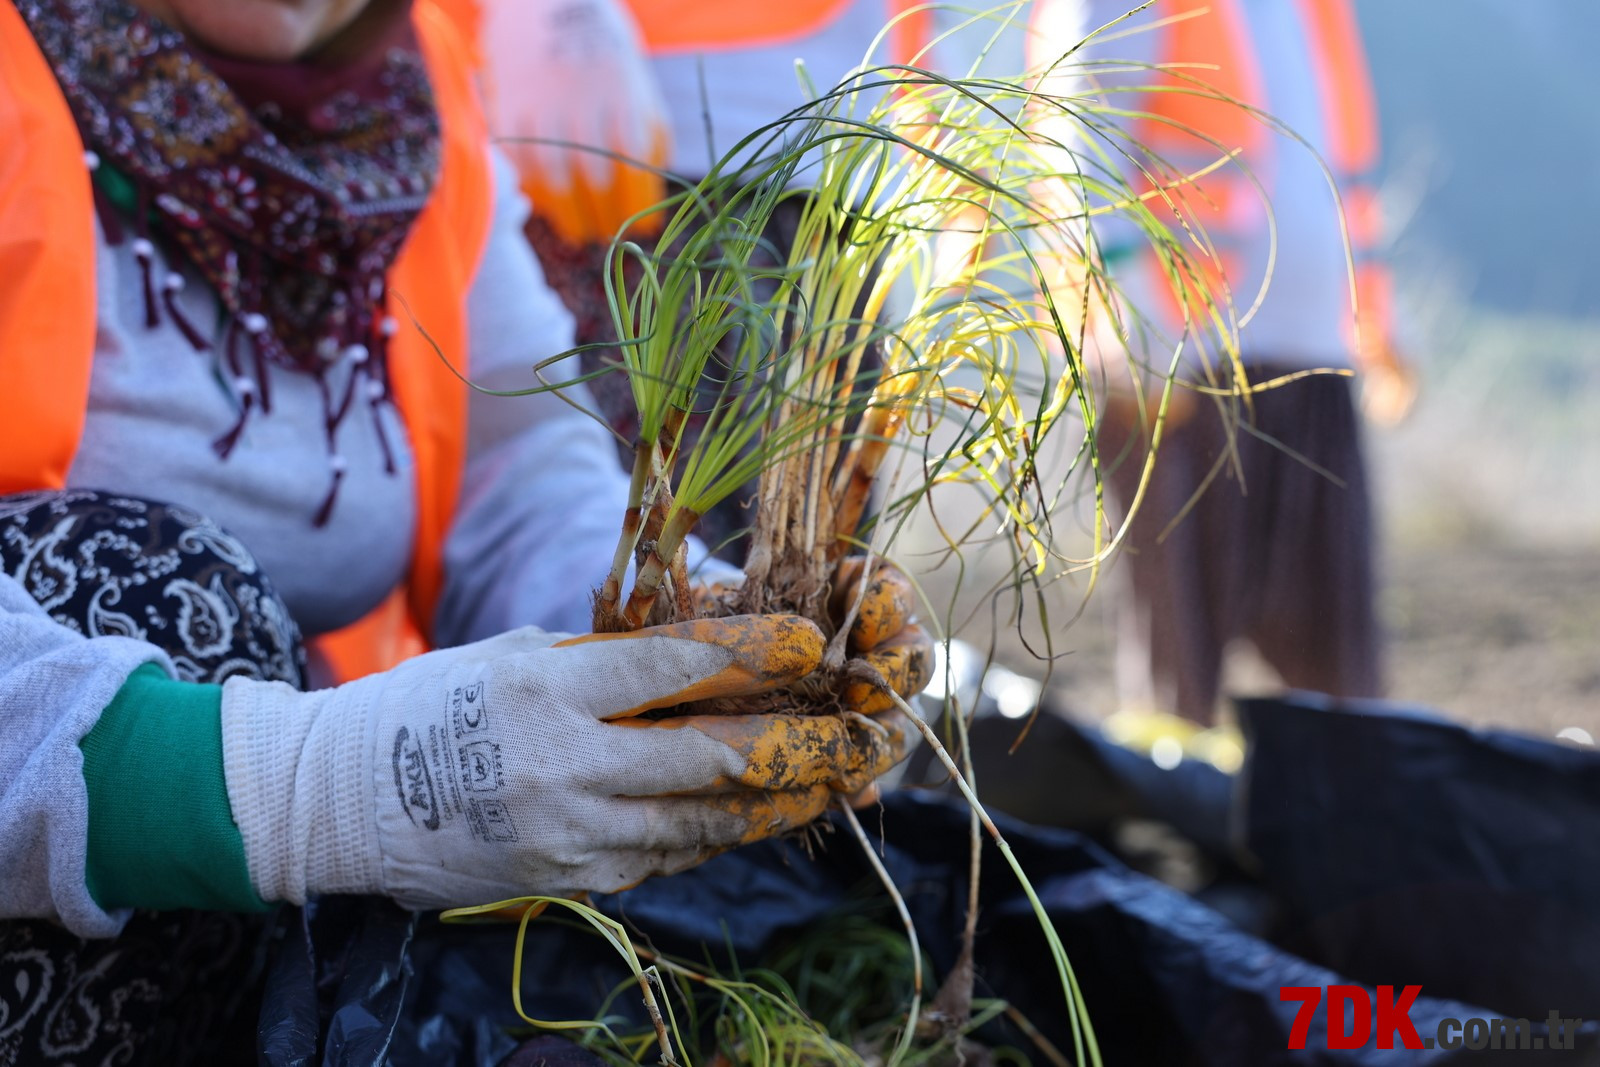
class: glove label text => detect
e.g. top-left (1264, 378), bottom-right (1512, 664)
top-left (391, 725), bottom-right (441, 831)
top-left (452, 681), bottom-right (489, 738)
top-left (466, 797), bottom-right (519, 842)
top-left (459, 740), bottom-right (503, 793)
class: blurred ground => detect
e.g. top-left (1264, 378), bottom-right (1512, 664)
top-left (1002, 538), bottom-right (1600, 742)
top-left (1377, 541), bottom-right (1599, 737)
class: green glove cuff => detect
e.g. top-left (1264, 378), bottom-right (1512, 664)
top-left (79, 663), bottom-right (269, 913)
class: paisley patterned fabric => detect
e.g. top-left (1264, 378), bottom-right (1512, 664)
top-left (0, 491), bottom-right (305, 1065)
top-left (0, 907), bottom-right (266, 1066)
top-left (0, 491), bottom-right (305, 687)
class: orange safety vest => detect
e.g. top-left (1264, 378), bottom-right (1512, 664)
top-left (1103, 0), bottom-right (1390, 363)
top-left (1130, 0), bottom-right (1266, 336)
top-left (0, 0), bottom-right (492, 680)
top-left (623, 0), bottom-right (932, 67)
top-left (441, 0), bottom-right (932, 68)
top-left (1293, 0), bottom-right (1391, 360)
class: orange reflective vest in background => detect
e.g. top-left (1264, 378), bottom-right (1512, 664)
top-left (1293, 0), bottom-right (1391, 361)
top-left (624, 0), bottom-right (932, 67)
top-left (1130, 0), bottom-right (1267, 333)
top-left (1073, 0), bottom-right (1391, 362)
top-left (0, 0), bottom-right (491, 680)
top-left (440, 0), bottom-right (934, 69)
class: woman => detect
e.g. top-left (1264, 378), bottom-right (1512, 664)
top-left (0, 0), bottom-right (927, 1059)
top-left (1037, 0), bottom-right (1399, 735)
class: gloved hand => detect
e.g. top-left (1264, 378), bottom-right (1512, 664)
top-left (479, 0), bottom-right (669, 243)
top-left (695, 559), bottom-right (936, 717)
top-left (830, 558), bottom-right (936, 716)
top-left (220, 615), bottom-right (907, 911)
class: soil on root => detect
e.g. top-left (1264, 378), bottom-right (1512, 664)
top-left (594, 559), bottom-right (877, 719)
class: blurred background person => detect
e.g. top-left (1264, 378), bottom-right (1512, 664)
top-left (1032, 0), bottom-right (1414, 747)
top-left (471, 0), bottom-right (935, 237)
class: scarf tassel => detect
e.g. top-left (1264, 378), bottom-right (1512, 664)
top-left (313, 455), bottom-right (348, 528)
top-left (161, 274), bottom-right (211, 352)
top-left (212, 380), bottom-right (256, 460)
top-left (132, 238), bottom-right (159, 330)
top-left (243, 313), bottom-right (274, 414)
top-left (223, 318), bottom-right (243, 376)
top-left (367, 315), bottom-right (397, 474)
top-left (325, 342), bottom-right (369, 432)
top-left (368, 375), bottom-right (396, 475)
top-left (87, 154), bottom-right (126, 247)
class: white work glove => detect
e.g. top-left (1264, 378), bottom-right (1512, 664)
top-left (479, 0), bottom-right (670, 243)
top-left (221, 616), bottom-right (908, 910)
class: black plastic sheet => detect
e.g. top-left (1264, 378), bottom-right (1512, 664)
top-left (1241, 693), bottom-right (1600, 1020)
top-left (260, 695), bottom-right (1600, 1065)
top-left (258, 897), bottom-right (417, 1067)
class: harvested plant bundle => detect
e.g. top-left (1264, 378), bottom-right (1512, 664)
top-left (583, 5), bottom-right (1254, 708)
top-left (449, 4), bottom-right (1282, 1062)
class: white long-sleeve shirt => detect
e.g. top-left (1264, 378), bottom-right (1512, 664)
top-left (1071, 0), bottom-right (1368, 372)
top-left (0, 151), bottom-right (647, 935)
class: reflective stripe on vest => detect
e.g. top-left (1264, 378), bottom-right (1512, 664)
top-left (626, 0), bottom-right (856, 55)
top-left (1135, 0), bottom-right (1265, 165)
top-left (886, 0), bottom-right (934, 69)
top-left (1133, 0), bottom-right (1266, 344)
top-left (1293, 0), bottom-right (1377, 182)
top-left (0, 0), bottom-right (492, 680)
top-left (1293, 0), bottom-right (1390, 357)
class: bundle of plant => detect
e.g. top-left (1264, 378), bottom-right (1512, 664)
top-left (580, 37), bottom-right (1136, 696)
top-left (575, 1), bottom-right (1288, 662)
top-left (456, 4), bottom-right (1297, 1062)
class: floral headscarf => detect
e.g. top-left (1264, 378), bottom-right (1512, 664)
top-left (17, 0), bottom-right (442, 522)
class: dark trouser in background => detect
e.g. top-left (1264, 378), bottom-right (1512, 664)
top-left (1099, 368), bottom-right (1382, 725)
top-left (0, 490), bottom-right (304, 1066)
